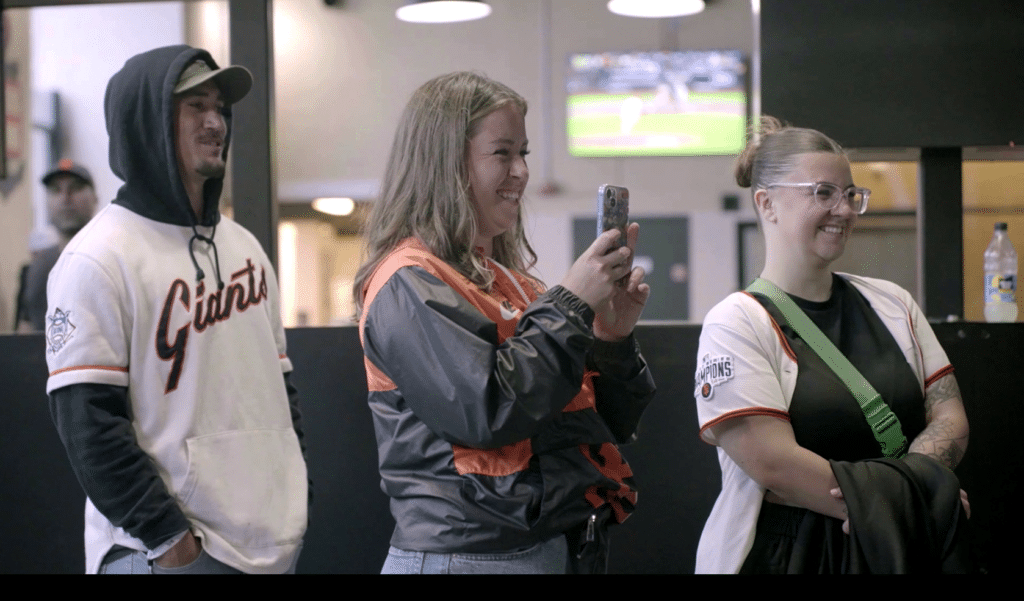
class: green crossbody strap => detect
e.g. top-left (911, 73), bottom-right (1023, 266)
top-left (746, 278), bottom-right (908, 459)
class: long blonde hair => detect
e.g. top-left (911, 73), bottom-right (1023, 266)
top-left (354, 72), bottom-right (537, 312)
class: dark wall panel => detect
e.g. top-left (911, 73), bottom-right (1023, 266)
top-left (761, 0), bottom-right (1024, 148)
top-left (0, 335), bottom-right (83, 573)
top-left (2, 323), bottom-right (1020, 573)
top-left (934, 323), bottom-right (1022, 573)
top-left (283, 327), bottom-right (393, 573)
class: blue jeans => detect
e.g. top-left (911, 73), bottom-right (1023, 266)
top-left (98, 545), bottom-right (301, 574)
top-left (98, 547), bottom-right (243, 574)
top-left (381, 536), bottom-right (568, 574)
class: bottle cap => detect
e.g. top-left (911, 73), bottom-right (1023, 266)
top-left (995, 222), bottom-right (1008, 231)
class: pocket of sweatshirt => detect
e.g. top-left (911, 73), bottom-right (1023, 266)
top-left (180, 428), bottom-right (307, 549)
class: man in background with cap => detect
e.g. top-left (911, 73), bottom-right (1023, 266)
top-left (45, 45), bottom-right (308, 574)
top-left (15, 160), bottom-right (97, 332)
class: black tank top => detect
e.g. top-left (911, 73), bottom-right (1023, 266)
top-left (751, 275), bottom-right (926, 461)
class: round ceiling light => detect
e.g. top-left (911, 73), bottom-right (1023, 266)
top-left (312, 197), bottom-right (356, 217)
top-left (396, 1), bottom-right (492, 24)
top-left (607, 0), bottom-right (706, 18)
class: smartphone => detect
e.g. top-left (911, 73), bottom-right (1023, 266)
top-left (597, 184), bottom-right (629, 251)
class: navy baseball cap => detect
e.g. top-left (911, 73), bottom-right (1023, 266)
top-left (42, 159), bottom-right (94, 187)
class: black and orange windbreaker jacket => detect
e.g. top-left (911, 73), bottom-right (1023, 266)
top-left (359, 238), bottom-right (656, 553)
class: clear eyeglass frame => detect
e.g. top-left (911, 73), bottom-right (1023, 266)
top-left (764, 182), bottom-right (870, 215)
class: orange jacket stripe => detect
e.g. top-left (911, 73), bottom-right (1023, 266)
top-left (452, 440), bottom-right (533, 477)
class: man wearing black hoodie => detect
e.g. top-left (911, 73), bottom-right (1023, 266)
top-left (45, 45), bottom-right (308, 574)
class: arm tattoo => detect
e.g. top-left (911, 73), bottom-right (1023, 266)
top-left (923, 374), bottom-right (960, 415)
top-left (909, 375), bottom-right (969, 471)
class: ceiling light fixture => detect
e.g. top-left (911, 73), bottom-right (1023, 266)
top-left (396, 1), bottom-right (492, 24)
top-left (607, 0), bottom-right (705, 18)
top-left (312, 197), bottom-right (356, 217)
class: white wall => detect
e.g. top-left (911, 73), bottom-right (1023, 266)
top-left (30, 2), bottom-right (186, 222)
top-left (273, 0), bottom-right (755, 321)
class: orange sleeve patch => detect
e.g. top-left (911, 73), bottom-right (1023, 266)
top-left (364, 356), bottom-right (396, 392)
top-left (452, 439), bottom-right (533, 477)
top-left (358, 239), bottom-right (479, 341)
top-left (359, 240), bottom-right (428, 341)
top-left (562, 370), bottom-right (597, 412)
top-left (358, 239), bottom-right (450, 386)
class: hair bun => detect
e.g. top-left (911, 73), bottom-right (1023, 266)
top-left (734, 115), bottom-right (790, 188)
top-left (756, 115), bottom-right (786, 138)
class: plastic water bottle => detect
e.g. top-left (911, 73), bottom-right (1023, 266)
top-left (983, 222), bottom-right (1018, 322)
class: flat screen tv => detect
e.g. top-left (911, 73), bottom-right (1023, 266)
top-left (566, 49), bottom-right (747, 157)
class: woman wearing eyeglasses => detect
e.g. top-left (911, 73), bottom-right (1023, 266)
top-left (693, 117), bottom-right (970, 573)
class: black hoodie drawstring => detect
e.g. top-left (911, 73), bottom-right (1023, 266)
top-left (189, 223), bottom-right (225, 290)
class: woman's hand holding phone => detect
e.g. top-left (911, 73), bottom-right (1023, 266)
top-left (560, 224), bottom-right (649, 341)
top-left (593, 222), bottom-right (649, 341)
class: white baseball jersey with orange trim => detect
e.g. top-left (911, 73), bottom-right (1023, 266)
top-left (693, 274), bottom-right (952, 573)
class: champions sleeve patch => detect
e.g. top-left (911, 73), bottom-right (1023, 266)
top-left (46, 307), bottom-right (76, 354)
top-left (694, 352), bottom-right (735, 400)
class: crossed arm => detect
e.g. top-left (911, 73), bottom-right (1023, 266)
top-left (713, 371), bottom-right (969, 526)
top-left (714, 415), bottom-right (848, 521)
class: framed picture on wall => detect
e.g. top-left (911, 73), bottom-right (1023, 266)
top-left (573, 216), bottom-right (689, 321)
